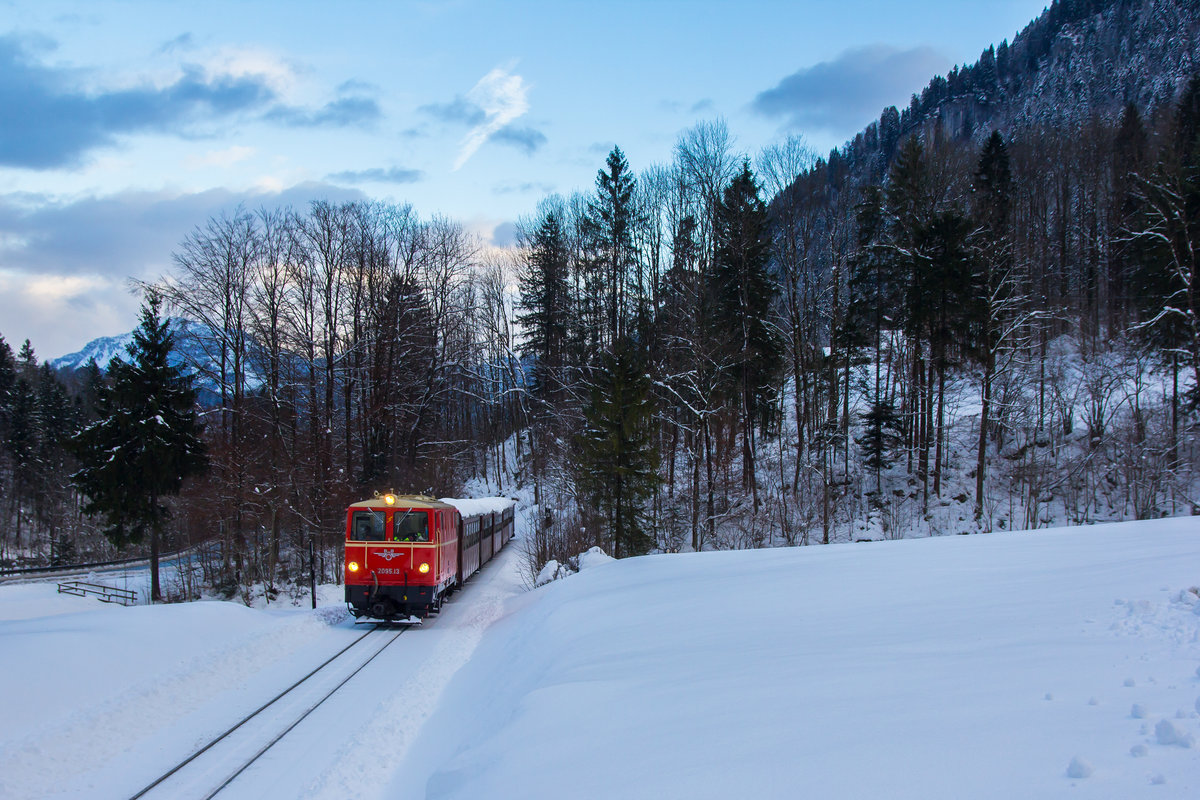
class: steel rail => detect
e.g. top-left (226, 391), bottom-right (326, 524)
top-left (200, 628), bottom-right (405, 799)
top-left (128, 625), bottom-right (386, 800)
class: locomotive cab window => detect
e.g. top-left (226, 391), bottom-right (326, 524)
top-left (351, 510), bottom-right (386, 541)
top-left (393, 510), bottom-right (429, 542)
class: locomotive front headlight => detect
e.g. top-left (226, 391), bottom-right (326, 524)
top-left (418, 562), bottom-right (430, 574)
top-left (348, 561), bottom-right (360, 573)
top-left (384, 494), bottom-right (395, 505)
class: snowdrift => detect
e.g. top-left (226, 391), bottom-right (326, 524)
top-left (2, 517), bottom-right (1198, 798)
top-left (396, 518), bottom-right (1200, 799)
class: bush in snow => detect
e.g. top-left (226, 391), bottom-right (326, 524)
top-left (533, 546), bottom-right (615, 587)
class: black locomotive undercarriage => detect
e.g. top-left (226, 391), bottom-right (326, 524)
top-left (346, 583), bottom-right (438, 620)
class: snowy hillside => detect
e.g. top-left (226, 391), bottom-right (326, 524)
top-left (2, 519), bottom-right (1198, 798)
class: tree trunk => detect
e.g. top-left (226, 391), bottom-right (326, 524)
top-left (704, 416), bottom-right (715, 550)
top-left (934, 354), bottom-right (946, 497)
top-left (150, 491), bottom-right (161, 603)
top-left (975, 356), bottom-right (993, 524)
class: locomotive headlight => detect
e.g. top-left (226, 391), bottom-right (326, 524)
top-left (418, 562), bottom-right (430, 574)
top-left (348, 561), bottom-right (360, 573)
top-left (384, 494), bottom-right (395, 506)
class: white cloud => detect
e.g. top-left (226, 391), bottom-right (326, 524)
top-left (185, 145), bottom-right (256, 170)
top-left (252, 175), bottom-right (287, 193)
top-left (0, 269), bottom-right (133, 360)
top-left (204, 46), bottom-right (299, 94)
top-left (453, 64), bottom-right (530, 171)
top-left (21, 272), bottom-right (110, 304)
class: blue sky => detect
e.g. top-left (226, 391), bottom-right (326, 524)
top-left (0, 0), bottom-right (1050, 358)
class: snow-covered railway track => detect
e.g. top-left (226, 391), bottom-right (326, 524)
top-left (129, 625), bottom-right (406, 800)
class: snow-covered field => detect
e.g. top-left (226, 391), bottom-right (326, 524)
top-left (2, 518), bottom-right (1198, 798)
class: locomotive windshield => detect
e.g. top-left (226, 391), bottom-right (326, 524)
top-left (393, 509), bottom-right (430, 542)
top-left (350, 510), bottom-right (386, 541)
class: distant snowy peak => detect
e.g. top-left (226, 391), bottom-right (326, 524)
top-left (49, 319), bottom-right (267, 402)
top-left (51, 318), bottom-right (201, 373)
top-left (51, 332), bottom-right (135, 372)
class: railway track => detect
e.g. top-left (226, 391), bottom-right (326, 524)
top-left (129, 624), bottom-right (406, 800)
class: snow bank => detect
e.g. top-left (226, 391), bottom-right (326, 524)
top-left (6, 515), bottom-right (1199, 799)
top-left (577, 545), bottom-right (614, 570)
top-left (394, 517), bottom-right (1200, 799)
top-left (534, 559), bottom-right (566, 587)
top-left (533, 546), bottom-right (613, 586)
top-left (0, 583), bottom-right (355, 799)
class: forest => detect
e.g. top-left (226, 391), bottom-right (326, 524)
top-left (0, 0), bottom-right (1196, 598)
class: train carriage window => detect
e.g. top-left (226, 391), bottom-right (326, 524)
top-left (351, 510), bottom-right (386, 541)
top-left (393, 509), bottom-right (429, 542)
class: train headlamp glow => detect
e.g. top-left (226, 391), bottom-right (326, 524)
top-left (418, 562), bottom-right (430, 574)
top-left (384, 494), bottom-right (395, 506)
top-left (348, 561), bottom-right (360, 573)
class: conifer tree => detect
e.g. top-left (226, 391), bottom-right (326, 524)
top-left (586, 147), bottom-right (640, 348)
top-left (34, 364), bottom-right (78, 562)
top-left (72, 293), bottom-right (207, 600)
top-left (517, 207), bottom-right (573, 412)
top-left (849, 186), bottom-right (903, 494)
top-left (969, 131), bottom-right (1014, 522)
top-left (1112, 103), bottom-right (1148, 325)
top-left (572, 337), bottom-right (660, 558)
top-left (6, 376), bottom-right (37, 544)
top-left (17, 339), bottom-right (35, 372)
top-left (710, 161), bottom-right (781, 510)
top-left (1131, 75), bottom-right (1200, 407)
top-left (0, 335), bottom-right (14, 450)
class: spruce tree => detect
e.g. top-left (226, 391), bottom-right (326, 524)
top-left (72, 294), bottom-right (207, 600)
top-left (969, 131), bottom-right (1014, 522)
top-left (586, 147), bottom-right (640, 348)
top-left (710, 160), bottom-right (781, 510)
top-left (34, 364), bottom-right (78, 562)
top-left (1106, 103), bottom-right (1148, 331)
top-left (0, 335), bottom-right (15, 454)
top-left (572, 337), bottom-right (660, 558)
top-left (517, 207), bottom-right (573, 411)
top-left (1131, 75), bottom-right (1200, 407)
top-left (6, 376), bottom-right (37, 544)
top-left (849, 186), bottom-right (903, 495)
top-left (17, 339), bottom-right (35, 371)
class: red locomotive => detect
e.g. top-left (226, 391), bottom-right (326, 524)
top-left (344, 494), bottom-right (515, 621)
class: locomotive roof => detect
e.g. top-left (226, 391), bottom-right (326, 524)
top-left (348, 495), bottom-right (454, 511)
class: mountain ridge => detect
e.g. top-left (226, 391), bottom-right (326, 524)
top-left (828, 0), bottom-right (1199, 180)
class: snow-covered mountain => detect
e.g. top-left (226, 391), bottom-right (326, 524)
top-left (50, 318), bottom-right (266, 400)
top-left (50, 332), bottom-right (138, 374)
top-left (53, 318), bottom-right (207, 372)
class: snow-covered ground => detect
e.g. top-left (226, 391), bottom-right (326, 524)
top-left (2, 518), bottom-right (1198, 798)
